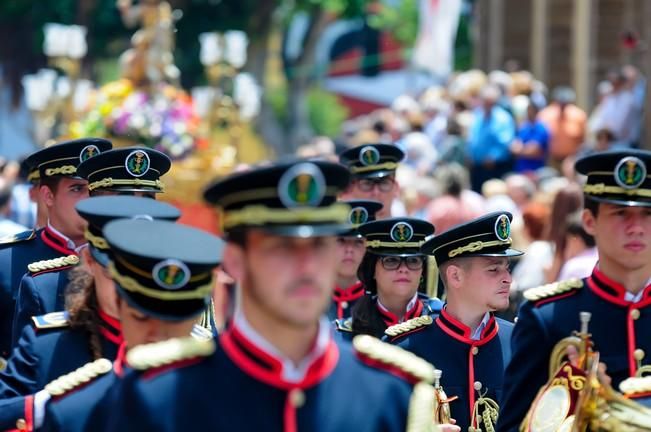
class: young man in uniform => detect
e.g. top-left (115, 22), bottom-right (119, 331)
top-left (10, 146), bottom-right (171, 341)
top-left (41, 218), bottom-right (224, 432)
top-left (102, 159), bottom-right (441, 431)
top-left (499, 149), bottom-right (651, 431)
top-left (328, 199), bottom-right (382, 321)
top-left (0, 138), bottom-right (112, 362)
top-left (339, 143), bottom-right (404, 219)
top-left (386, 212), bottom-right (520, 431)
top-left (0, 196), bottom-right (180, 431)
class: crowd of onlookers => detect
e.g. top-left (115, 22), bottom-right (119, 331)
top-left (297, 64), bottom-right (645, 316)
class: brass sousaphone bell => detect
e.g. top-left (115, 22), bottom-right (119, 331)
top-left (521, 312), bottom-right (651, 432)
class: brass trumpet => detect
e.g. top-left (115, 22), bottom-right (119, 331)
top-left (433, 369), bottom-right (457, 424)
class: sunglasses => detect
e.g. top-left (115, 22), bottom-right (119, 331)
top-left (379, 255), bottom-right (425, 271)
top-left (355, 177), bottom-right (395, 192)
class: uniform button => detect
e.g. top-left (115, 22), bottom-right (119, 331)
top-left (342, 301), bottom-right (349, 309)
top-left (631, 309), bottom-right (641, 320)
top-left (635, 349), bottom-right (646, 362)
top-left (289, 388), bottom-right (305, 407)
top-left (471, 346), bottom-right (479, 355)
top-left (16, 419), bottom-right (26, 430)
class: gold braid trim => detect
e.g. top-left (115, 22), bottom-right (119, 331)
top-left (88, 178), bottom-right (165, 192)
top-left (583, 183), bottom-right (651, 197)
top-left (28, 255), bottom-right (79, 273)
top-left (222, 203), bottom-right (349, 229)
top-left (353, 334), bottom-right (436, 384)
top-left (365, 240), bottom-right (426, 249)
top-left (45, 358), bottom-right (112, 396)
top-left (27, 170), bottom-right (40, 182)
top-left (350, 162), bottom-right (399, 174)
top-left (448, 239), bottom-right (512, 258)
top-left (127, 337), bottom-right (215, 370)
top-left (44, 165), bottom-right (77, 177)
top-left (406, 382), bottom-right (440, 432)
top-left (108, 261), bottom-right (214, 301)
top-left (385, 315), bottom-right (433, 337)
top-left (85, 229), bottom-right (109, 250)
top-left (523, 278), bottom-right (583, 302)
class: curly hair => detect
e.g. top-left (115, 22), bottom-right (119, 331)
top-left (64, 266), bottom-right (104, 360)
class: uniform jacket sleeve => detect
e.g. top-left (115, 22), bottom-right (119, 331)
top-left (12, 274), bottom-right (42, 348)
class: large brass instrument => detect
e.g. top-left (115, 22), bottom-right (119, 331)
top-left (433, 369), bottom-right (456, 424)
top-left (522, 312), bottom-right (651, 432)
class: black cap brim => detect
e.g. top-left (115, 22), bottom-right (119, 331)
top-left (115, 283), bottom-right (209, 322)
top-left (585, 195), bottom-right (651, 208)
top-left (255, 223), bottom-right (353, 238)
top-left (352, 170), bottom-right (395, 179)
top-left (465, 248), bottom-right (524, 258)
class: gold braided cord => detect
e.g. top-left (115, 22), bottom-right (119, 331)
top-left (222, 203), bottom-right (350, 229)
top-left (113, 254), bottom-right (211, 283)
top-left (365, 240), bottom-right (425, 249)
top-left (108, 261), bottom-right (214, 301)
top-left (27, 170), bottom-right (40, 182)
top-left (89, 164), bottom-right (161, 177)
top-left (448, 239), bottom-right (512, 258)
top-left (586, 170), bottom-right (651, 178)
top-left (583, 183), bottom-right (651, 197)
top-left (44, 165), bottom-right (77, 177)
top-left (406, 382), bottom-right (439, 432)
top-left (84, 229), bottom-right (109, 250)
top-left (28, 255), bottom-right (80, 273)
top-left (350, 162), bottom-right (398, 174)
top-left (216, 186), bottom-right (340, 208)
top-left (88, 178), bottom-right (165, 192)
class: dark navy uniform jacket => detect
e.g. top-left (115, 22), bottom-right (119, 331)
top-left (0, 311), bottom-right (121, 431)
top-left (334, 293), bottom-right (443, 341)
top-left (499, 269), bottom-right (651, 432)
top-left (327, 281), bottom-right (365, 321)
top-left (0, 227), bottom-right (78, 358)
top-left (100, 325), bottom-right (431, 432)
top-left (388, 308), bottom-right (513, 432)
top-left (13, 268), bottom-right (75, 347)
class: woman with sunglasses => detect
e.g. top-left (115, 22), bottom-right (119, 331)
top-left (335, 217), bottom-right (442, 340)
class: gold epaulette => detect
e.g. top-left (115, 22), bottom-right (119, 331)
top-left (27, 255), bottom-right (79, 274)
top-left (127, 336), bottom-right (215, 371)
top-left (523, 278), bottom-right (583, 302)
top-left (353, 334), bottom-right (436, 384)
top-left (334, 318), bottom-right (353, 333)
top-left (620, 376), bottom-right (651, 397)
top-left (191, 324), bottom-right (213, 341)
top-left (0, 229), bottom-right (36, 245)
top-left (406, 382), bottom-right (439, 432)
top-left (385, 315), bottom-right (433, 338)
top-left (44, 358), bottom-right (112, 397)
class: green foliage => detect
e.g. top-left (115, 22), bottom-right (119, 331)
top-left (367, 0), bottom-right (419, 45)
top-left (307, 87), bottom-right (349, 136)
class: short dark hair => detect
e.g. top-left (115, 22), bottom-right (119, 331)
top-left (39, 176), bottom-right (64, 194)
top-left (566, 211), bottom-right (595, 248)
top-left (583, 195), bottom-right (600, 217)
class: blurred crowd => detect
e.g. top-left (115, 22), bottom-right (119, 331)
top-left (297, 64), bottom-right (646, 316)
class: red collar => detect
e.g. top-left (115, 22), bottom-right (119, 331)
top-left (99, 309), bottom-right (123, 346)
top-left (435, 308), bottom-right (498, 346)
top-left (333, 281), bottom-right (364, 302)
top-left (377, 298), bottom-right (424, 327)
top-left (41, 226), bottom-right (77, 255)
top-left (113, 342), bottom-right (127, 377)
top-left (587, 267), bottom-right (651, 307)
top-left (220, 325), bottom-right (339, 390)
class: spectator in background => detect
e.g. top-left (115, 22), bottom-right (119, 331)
top-left (587, 80), bottom-right (613, 141)
top-left (557, 211), bottom-right (598, 281)
top-left (0, 176), bottom-right (27, 237)
top-left (622, 64), bottom-right (645, 147)
top-left (510, 98), bottom-right (549, 173)
top-left (593, 67), bottom-right (636, 146)
top-left (543, 183), bottom-right (583, 283)
top-left (9, 158), bottom-right (36, 229)
top-left (437, 117), bottom-right (465, 166)
top-left (467, 84), bottom-right (515, 192)
top-left (538, 86), bottom-right (586, 169)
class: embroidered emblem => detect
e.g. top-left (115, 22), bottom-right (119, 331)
top-left (125, 150), bottom-right (150, 177)
top-left (79, 145), bottom-right (100, 162)
top-left (349, 206), bottom-right (369, 226)
top-left (278, 162), bottom-right (326, 208)
top-left (153, 259), bottom-right (190, 290)
top-left (391, 222), bottom-right (414, 242)
top-left (359, 146), bottom-right (380, 166)
top-left (615, 156), bottom-right (646, 189)
top-left (494, 214), bottom-right (511, 241)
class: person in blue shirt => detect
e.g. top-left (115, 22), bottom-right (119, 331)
top-left (510, 99), bottom-right (550, 173)
top-left (467, 85), bottom-right (515, 192)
